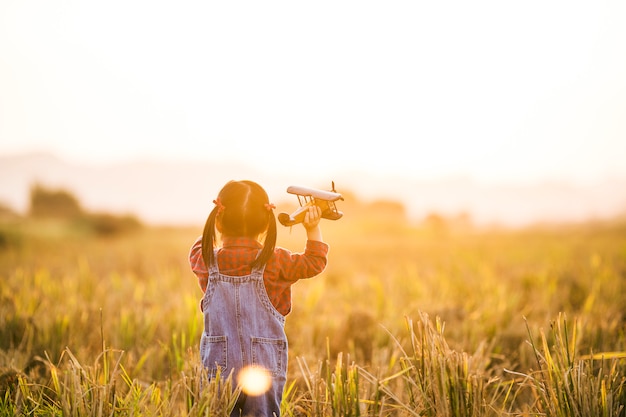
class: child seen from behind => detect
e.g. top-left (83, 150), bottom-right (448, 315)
top-left (189, 180), bottom-right (328, 417)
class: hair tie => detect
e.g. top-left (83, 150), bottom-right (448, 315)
top-left (264, 203), bottom-right (276, 211)
top-left (213, 198), bottom-right (225, 214)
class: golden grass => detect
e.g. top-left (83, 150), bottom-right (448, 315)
top-left (1, 215), bottom-right (625, 415)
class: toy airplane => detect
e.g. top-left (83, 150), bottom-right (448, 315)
top-left (278, 182), bottom-right (344, 227)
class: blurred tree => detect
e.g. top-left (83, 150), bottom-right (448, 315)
top-left (20, 183), bottom-right (142, 237)
top-left (80, 212), bottom-right (143, 236)
top-left (28, 184), bottom-right (83, 218)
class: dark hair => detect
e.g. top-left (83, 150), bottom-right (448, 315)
top-left (201, 180), bottom-right (277, 269)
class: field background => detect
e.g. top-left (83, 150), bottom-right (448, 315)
top-left (1, 191), bottom-right (625, 415)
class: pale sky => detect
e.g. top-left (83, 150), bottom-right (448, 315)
top-left (1, 1), bottom-right (626, 186)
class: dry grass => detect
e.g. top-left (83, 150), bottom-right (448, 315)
top-left (1, 214), bottom-right (625, 415)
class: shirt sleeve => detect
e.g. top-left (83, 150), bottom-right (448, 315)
top-left (274, 240), bottom-right (329, 283)
top-left (189, 235), bottom-right (209, 292)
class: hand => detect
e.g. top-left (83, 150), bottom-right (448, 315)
top-left (302, 205), bottom-right (322, 231)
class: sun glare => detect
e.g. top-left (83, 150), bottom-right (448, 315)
top-left (237, 365), bottom-right (272, 396)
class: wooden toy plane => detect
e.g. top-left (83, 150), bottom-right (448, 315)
top-left (278, 182), bottom-right (344, 227)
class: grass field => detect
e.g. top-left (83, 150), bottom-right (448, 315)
top-left (1, 205), bottom-right (625, 416)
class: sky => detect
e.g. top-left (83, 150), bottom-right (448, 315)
top-left (1, 1), bottom-right (626, 187)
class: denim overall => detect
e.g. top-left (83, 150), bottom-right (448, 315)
top-left (200, 252), bottom-right (288, 417)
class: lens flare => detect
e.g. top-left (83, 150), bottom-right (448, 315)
top-left (237, 365), bottom-right (272, 396)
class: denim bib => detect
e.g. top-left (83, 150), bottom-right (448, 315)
top-left (200, 250), bottom-right (287, 416)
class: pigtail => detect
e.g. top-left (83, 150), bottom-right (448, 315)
top-left (201, 207), bottom-right (219, 268)
top-left (252, 211), bottom-right (277, 268)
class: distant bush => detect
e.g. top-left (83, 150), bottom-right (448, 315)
top-left (0, 203), bottom-right (22, 249)
top-left (29, 184), bottom-right (83, 218)
top-left (0, 228), bottom-right (17, 250)
top-left (76, 212), bottom-right (143, 236)
top-left (24, 184), bottom-right (142, 236)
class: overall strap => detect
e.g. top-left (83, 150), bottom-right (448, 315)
top-left (250, 262), bottom-right (266, 279)
top-left (207, 248), bottom-right (220, 277)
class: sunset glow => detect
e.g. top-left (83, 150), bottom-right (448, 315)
top-left (2, 2), bottom-right (625, 181)
top-left (1, 1), bottom-right (625, 225)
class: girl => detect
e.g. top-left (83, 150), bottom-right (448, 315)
top-left (189, 180), bottom-right (328, 417)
